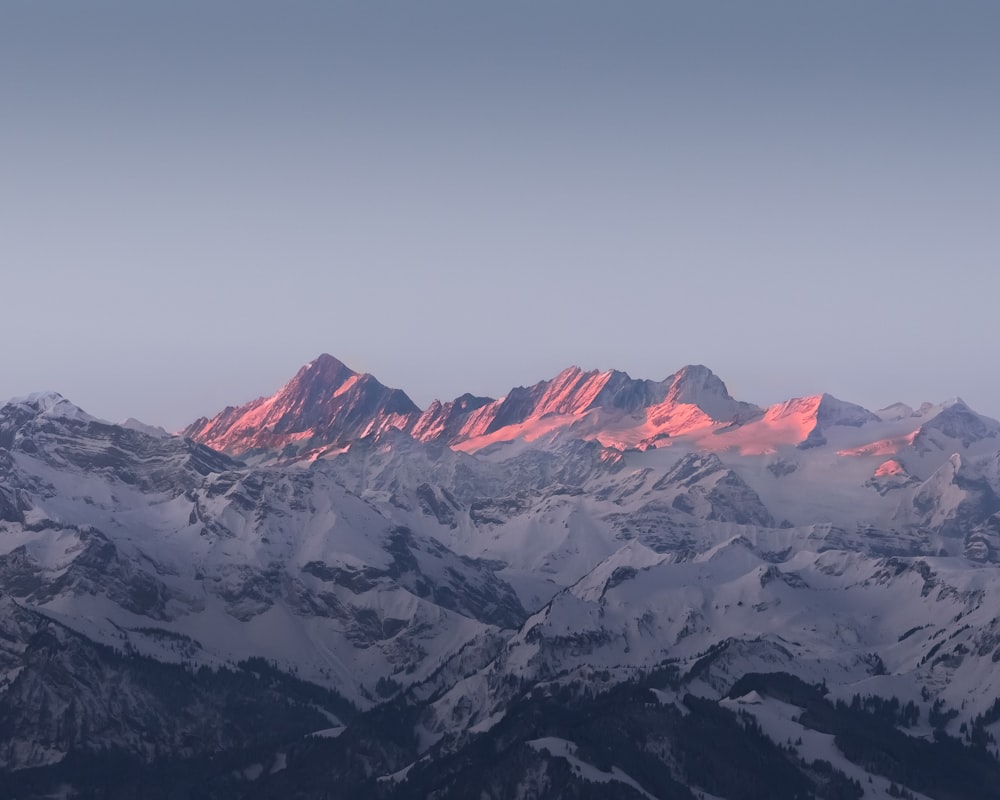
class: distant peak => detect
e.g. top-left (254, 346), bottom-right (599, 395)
top-left (184, 352), bottom-right (419, 455)
top-left (121, 418), bottom-right (170, 438)
top-left (794, 393), bottom-right (877, 427)
top-left (673, 363), bottom-right (714, 380)
top-left (876, 402), bottom-right (915, 421)
top-left (925, 399), bottom-right (980, 422)
top-left (667, 364), bottom-right (727, 397)
top-left (6, 392), bottom-right (96, 422)
top-left (915, 397), bottom-right (1000, 447)
top-left (11, 390), bottom-right (68, 407)
top-left (309, 353), bottom-right (350, 370)
top-left (285, 355), bottom-right (361, 399)
top-left (453, 392), bottom-right (495, 411)
top-left (299, 353), bottom-right (355, 380)
top-left (660, 364), bottom-right (758, 424)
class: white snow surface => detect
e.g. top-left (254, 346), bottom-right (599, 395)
top-left (527, 737), bottom-right (658, 799)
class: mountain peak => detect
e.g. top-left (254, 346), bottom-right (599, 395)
top-left (814, 393), bottom-right (879, 427)
top-left (666, 364), bottom-right (725, 402)
top-left (753, 393), bottom-right (880, 450)
top-left (184, 355), bottom-right (419, 456)
top-left (672, 363), bottom-right (714, 380)
top-left (280, 354), bottom-right (363, 413)
top-left (656, 364), bottom-right (759, 426)
top-left (914, 397), bottom-right (1000, 448)
top-left (310, 352), bottom-right (348, 368)
top-left (301, 352), bottom-right (353, 378)
top-left (6, 392), bottom-right (96, 423)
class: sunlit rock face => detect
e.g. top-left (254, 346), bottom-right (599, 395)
top-left (183, 354), bottom-right (421, 456)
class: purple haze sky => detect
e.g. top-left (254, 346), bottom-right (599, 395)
top-left (2, 1), bottom-right (999, 430)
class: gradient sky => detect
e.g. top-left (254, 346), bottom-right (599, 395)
top-left (3, 1), bottom-right (999, 430)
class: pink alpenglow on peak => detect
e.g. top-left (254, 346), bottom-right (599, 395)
top-left (757, 393), bottom-right (879, 449)
top-left (661, 364), bottom-right (759, 424)
top-left (182, 354), bottom-right (420, 456)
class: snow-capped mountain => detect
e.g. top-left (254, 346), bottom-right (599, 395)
top-left (4, 356), bottom-right (1000, 799)
top-left (183, 354), bottom-right (420, 456)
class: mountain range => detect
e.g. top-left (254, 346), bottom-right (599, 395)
top-left (4, 354), bottom-right (1000, 799)
top-left (184, 353), bottom-right (987, 458)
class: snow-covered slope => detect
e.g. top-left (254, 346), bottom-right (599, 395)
top-left (0, 396), bottom-right (526, 720)
top-left (423, 539), bottom-right (1000, 743)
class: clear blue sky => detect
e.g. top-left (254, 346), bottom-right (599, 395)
top-left (2, 1), bottom-right (999, 429)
